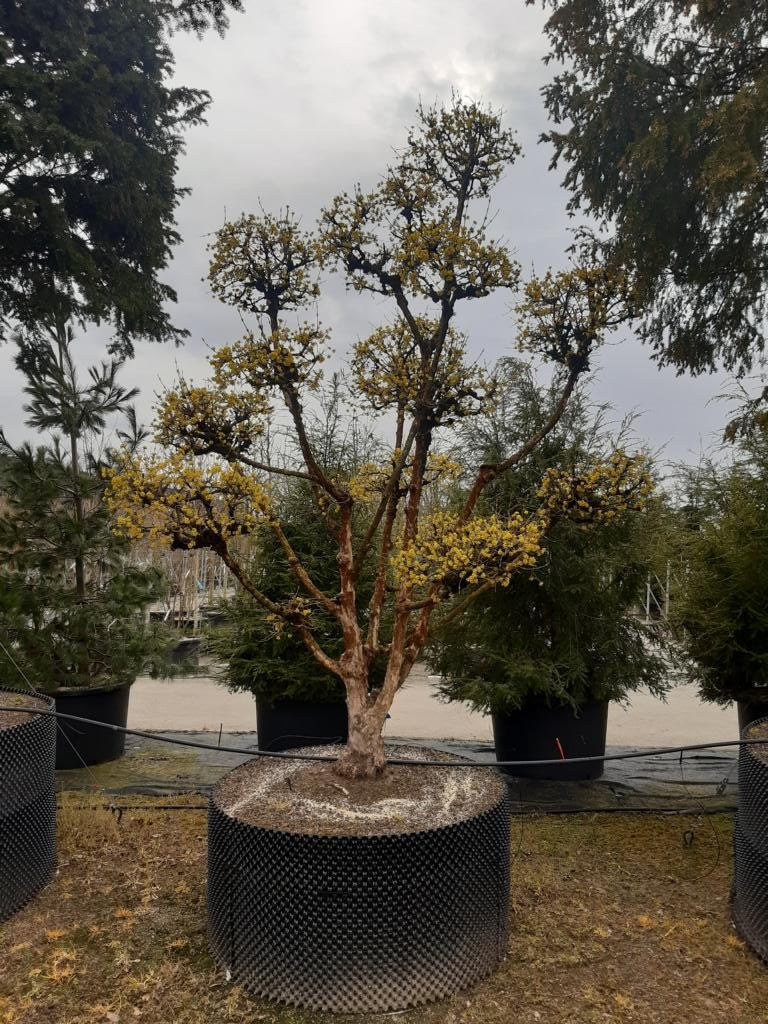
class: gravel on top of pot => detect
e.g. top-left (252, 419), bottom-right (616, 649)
top-left (745, 719), bottom-right (768, 763)
top-left (0, 692), bottom-right (49, 731)
top-left (215, 744), bottom-right (505, 837)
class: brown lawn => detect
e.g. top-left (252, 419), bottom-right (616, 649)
top-left (1, 796), bottom-right (766, 1024)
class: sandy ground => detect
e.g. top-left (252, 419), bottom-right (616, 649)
top-left (128, 663), bottom-right (739, 747)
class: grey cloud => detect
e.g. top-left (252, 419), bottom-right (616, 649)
top-left (0, 0), bottom-right (730, 467)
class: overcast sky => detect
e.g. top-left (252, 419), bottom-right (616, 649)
top-left (0, 0), bottom-right (736, 470)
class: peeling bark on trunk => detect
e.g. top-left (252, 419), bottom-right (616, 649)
top-left (335, 707), bottom-right (387, 779)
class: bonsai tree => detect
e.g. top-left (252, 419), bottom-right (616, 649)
top-left (107, 98), bottom-right (652, 777)
top-left (0, 324), bottom-right (170, 692)
top-left (672, 437), bottom-right (768, 706)
top-left (427, 360), bottom-right (669, 713)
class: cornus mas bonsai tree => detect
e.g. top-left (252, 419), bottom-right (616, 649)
top-left (107, 98), bottom-right (652, 778)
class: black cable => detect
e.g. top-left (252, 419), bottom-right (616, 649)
top-left (57, 800), bottom-right (737, 817)
top-left (1, 702), bottom-right (761, 769)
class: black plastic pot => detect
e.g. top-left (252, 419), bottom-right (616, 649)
top-left (255, 697), bottom-right (348, 752)
top-left (208, 764), bottom-right (511, 1013)
top-left (0, 688), bottom-right (57, 921)
top-left (54, 682), bottom-right (131, 770)
top-left (732, 715), bottom-right (768, 961)
top-left (491, 700), bottom-right (609, 780)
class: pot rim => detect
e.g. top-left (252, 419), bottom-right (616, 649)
top-left (210, 755), bottom-right (508, 843)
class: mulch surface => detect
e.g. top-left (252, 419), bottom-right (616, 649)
top-left (0, 693), bottom-right (48, 731)
top-left (1, 796), bottom-right (767, 1024)
top-left (215, 744), bottom-right (504, 836)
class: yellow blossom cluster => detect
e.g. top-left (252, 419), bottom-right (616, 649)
top-left (104, 452), bottom-right (273, 549)
top-left (537, 450), bottom-right (653, 527)
top-left (154, 382), bottom-right (271, 458)
top-left (424, 452), bottom-right (464, 485)
top-left (352, 317), bottom-right (494, 424)
top-left (517, 265), bottom-right (635, 372)
top-left (211, 325), bottom-right (328, 392)
top-left (343, 462), bottom-right (391, 504)
top-left (265, 597), bottom-right (312, 636)
top-left (392, 511), bottom-right (544, 592)
top-left (318, 99), bottom-right (522, 303)
top-left (396, 99), bottom-right (521, 203)
top-left (394, 219), bottom-right (519, 300)
top-left (334, 451), bottom-right (462, 506)
top-left (208, 210), bottom-right (319, 316)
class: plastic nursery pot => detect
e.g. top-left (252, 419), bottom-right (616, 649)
top-left (254, 697), bottom-right (348, 752)
top-left (491, 700), bottom-right (609, 781)
top-left (54, 682), bottom-right (131, 770)
top-left (207, 759), bottom-right (511, 1013)
top-left (0, 687), bottom-right (57, 921)
top-left (732, 715), bottom-right (768, 962)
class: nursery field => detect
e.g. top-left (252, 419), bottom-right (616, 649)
top-left (0, 798), bottom-right (765, 1024)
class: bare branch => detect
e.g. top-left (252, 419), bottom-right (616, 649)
top-left (217, 543), bottom-right (342, 678)
top-left (268, 519), bottom-right (341, 619)
top-left (461, 366), bottom-right (580, 521)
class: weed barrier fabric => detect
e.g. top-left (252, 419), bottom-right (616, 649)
top-left (0, 688), bottom-right (56, 921)
top-left (208, 773), bottom-right (511, 1013)
top-left (733, 715), bottom-right (768, 963)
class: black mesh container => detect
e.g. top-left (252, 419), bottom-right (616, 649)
top-left (208, 769), bottom-right (511, 1013)
top-left (732, 715), bottom-right (768, 962)
top-left (0, 688), bottom-right (57, 922)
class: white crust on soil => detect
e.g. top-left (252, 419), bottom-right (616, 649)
top-left (217, 744), bottom-right (504, 836)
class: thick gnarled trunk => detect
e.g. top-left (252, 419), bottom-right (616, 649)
top-left (335, 706), bottom-right (387, 779)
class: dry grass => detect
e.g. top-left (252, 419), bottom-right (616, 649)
top-left (1, 796), bottom-right (767, 1024)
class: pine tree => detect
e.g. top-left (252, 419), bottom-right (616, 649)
top-left (427, 360), bottom-right (669, 713)
top-left (0, 324), bottom-right (169, 692)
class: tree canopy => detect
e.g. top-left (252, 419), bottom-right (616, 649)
top-left (0, 0), bottom-right (242, 353)
top-left (106, 98), bottom-right (652, 777)
top-left (531, 0), bottom-right (768, 376)
top-left (671, 438), bottom-right (768, 704)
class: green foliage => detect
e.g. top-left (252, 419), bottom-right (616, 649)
top-left (672, 440), bottom-right (768, 705)
top-left (0, 0), bottom-right (242, 353)
top-left (0, 328), bottom-right (172, 693)
top-left (206, 480), bottom-right (346, 704)
top-left (532, 0), bottom-right (768, 376)
top-left (427, 361), bottom-right (669, 712)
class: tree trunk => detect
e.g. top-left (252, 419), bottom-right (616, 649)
top-left (69, 429), bottom-right (86, 603)
top-left (335, 704), bottom-right (387, 779)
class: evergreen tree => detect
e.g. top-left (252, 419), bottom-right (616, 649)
top-left (531, 0), bottom-right (768, 377)
top-left (427, 361), bottom-right (669, 712)
top-left (207, 390), bottom-right (387, 704)
top-left (672, 438), bottom-right (768, 705)
top-left (0, 326), bottom-right (169, 692)
top-left (0, 0), bottom-right (242, 353)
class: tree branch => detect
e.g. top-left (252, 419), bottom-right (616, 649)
top-left (216, 542), bottom-right (342, 678)
top-left (268, 519), bottom-right (341, 619)
top-left (461, 365), bottom-right (580, 521)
